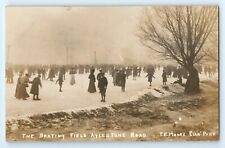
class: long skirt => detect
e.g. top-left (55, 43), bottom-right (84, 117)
top-left (88, 81), bottom-right (96, 93)
top-left (70, 74), bottom-right (75, 85)
top-left (15, 84), bottom-right (21, 99)
top-left (19, 84), bottom-right (29, 99)
top-left (30, 84), bottom-right (39, 95)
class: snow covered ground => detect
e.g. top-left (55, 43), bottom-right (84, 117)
top-left (6, 68), bottom-right (217, 118)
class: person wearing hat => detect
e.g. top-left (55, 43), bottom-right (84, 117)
top-left (98, 73), bottom-right (108, 102)
top-left (30, 74), bottom-right (42, 100)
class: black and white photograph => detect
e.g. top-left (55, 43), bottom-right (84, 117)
top-left (5, 6), bottom-right (219, 141)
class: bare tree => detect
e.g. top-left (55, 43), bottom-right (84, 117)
top-left (138, 6), bottom-right (218, 94)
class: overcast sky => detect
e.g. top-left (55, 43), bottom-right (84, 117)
top-left (6, 6), bottom-right (161, 65)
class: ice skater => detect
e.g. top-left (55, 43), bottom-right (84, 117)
top-left (56, 72), bottom-right (64, 92)
top-left (98, 73), bottom-right (108, 102)
top-left (88, 69), bottom-right (97, 93)
top-left (20, 73), bottom-right (30, 100)
top-left (30, 74), bottom-right (42, 100)
top-left (146, 72), bottom-right (155, 86)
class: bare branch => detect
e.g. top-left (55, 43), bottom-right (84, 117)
top-left (138, 6), bottom-right (218, 69)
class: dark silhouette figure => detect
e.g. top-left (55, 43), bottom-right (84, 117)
top-left (15, 73), bottom-right (23, 99)
top-left (56, 72), bottom-right (64, 92)
top-left (162, 70), bottom-right (167, 85)
top-left (98, 73), bottom-right (108, 102)
top-left (20, 74), bottom-right (30, 100)
top-left (146, 72), bottom-right (155, 86)
top-left (30, 75), bottom-right (42, 100)
top-left (119, 70), bottom-right (126, 92)
top-left (88, 69), bottom-right (97, 93)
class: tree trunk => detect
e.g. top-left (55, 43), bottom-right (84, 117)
top-left (185, 66), bottom-right (200, 94)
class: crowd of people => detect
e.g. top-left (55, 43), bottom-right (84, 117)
top-left (6, 64), bottom-right (217, 102)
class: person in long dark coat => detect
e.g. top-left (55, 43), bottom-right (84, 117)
top-left (98, 73), bottom-right (108, 102)
top-left (88, 69), bottom-right (96, 93)
top-left (116, 71), bottom-right (121, 86)
top-left (162, 70), bottom-right (167, 85)
top-left (61, 66), bottom-right (66, 80)
top-left (119, 70), bottom-right (126, 92)
top-left (20, 74), bottom-right (30, 100)
top-left (56, 72), bottom-right (63, 92)
top-left (30, 75), bottom-right (42, 100)
top-left (133, 67), bottom-right (138, 80)
top-left (15, 73), bottom-right (23, 99)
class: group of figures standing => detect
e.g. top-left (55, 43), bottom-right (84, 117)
top-left (15, 73), bottom-right (42, 100)
top-left (88, 69), bottom-right (108, 102)
top-left (6, 63), bottom-right (217, 102)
